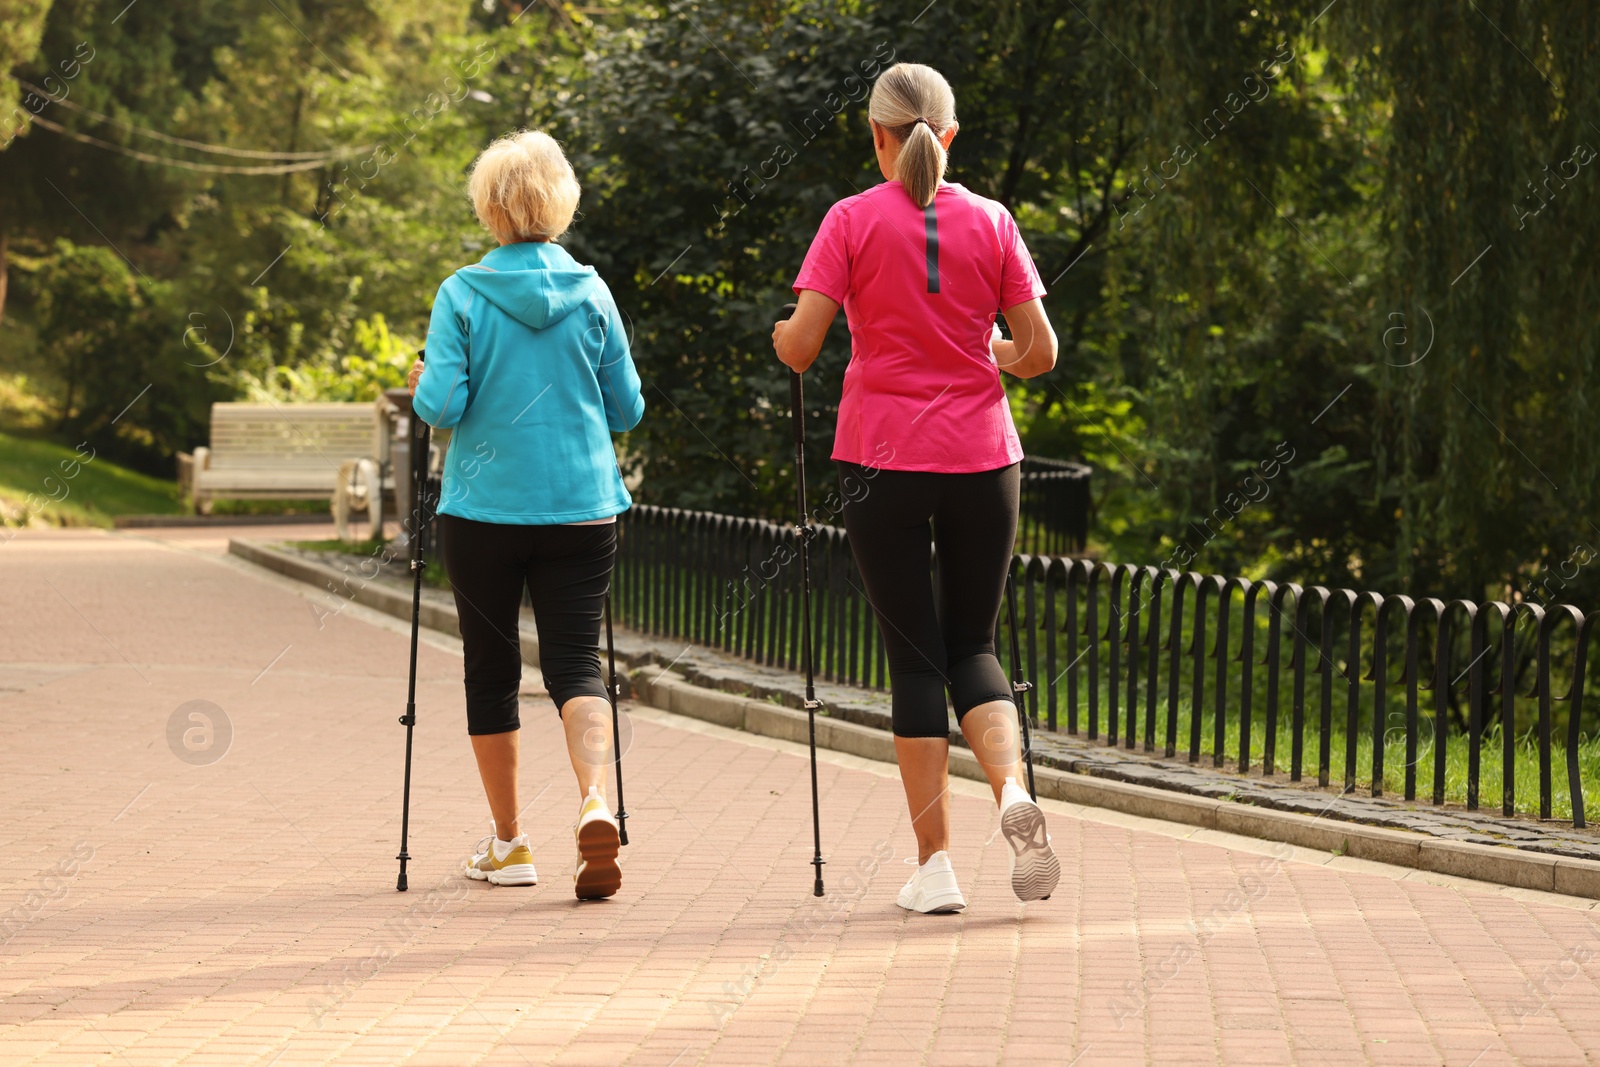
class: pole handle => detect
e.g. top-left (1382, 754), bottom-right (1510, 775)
top-left (781, 303), bottom-right (803, 444)
top-left (412, 346), bottom-right (430, 440)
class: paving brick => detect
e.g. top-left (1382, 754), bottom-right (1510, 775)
top-left (3, 526), bottom-right (1600, 1066)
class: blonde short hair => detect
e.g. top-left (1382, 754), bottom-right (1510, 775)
top-left (467, 130), bottom-right (581, 243)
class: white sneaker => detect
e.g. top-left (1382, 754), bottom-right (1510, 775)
top-left (464, 833), bottom-right (538, 886)
top-left (1000, 777), bottom-right (1060, 902)
top-left (895, 851), bottom-right (967, 913)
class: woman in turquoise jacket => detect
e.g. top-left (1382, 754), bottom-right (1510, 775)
top-left (409, 130), bottom-right (644, 900)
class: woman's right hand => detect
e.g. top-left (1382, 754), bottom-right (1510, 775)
top-left (407, 359), bottom-right (425, 395)
top-left (772, 290), bottom-right (842, 375)
top-left (772, 319), bottom-right (795, 369)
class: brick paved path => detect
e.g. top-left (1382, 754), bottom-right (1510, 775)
top-left (4, 527), bottom-right (1600, 1066)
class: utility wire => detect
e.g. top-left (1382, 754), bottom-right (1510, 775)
top-left (26, 113), bottom-right (339, 174)
top-left (13, 78), bottom-right (376, 161)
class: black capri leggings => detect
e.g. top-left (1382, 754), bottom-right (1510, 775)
top-left (439, 514), bottom-right (615, 735)
top-left (838, 461), bottom-right (1020, 738)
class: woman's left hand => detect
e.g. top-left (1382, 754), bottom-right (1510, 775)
top-left (407, 359), bottom-right (425, 395)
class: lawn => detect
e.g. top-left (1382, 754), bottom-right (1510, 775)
top-left (1109, 696), bottom-right (1600, 823)
top-left (0, 431), bottom-right (183, 526)
top-left (287, 538), bottom-right (448, 588)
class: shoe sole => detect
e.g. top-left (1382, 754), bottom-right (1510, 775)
top-left (896, 893), bottom-right (966, 914)
top-left (575, 818), bottom-right (621, 900)
top-left (465, 863), bottom-right (538, 887)
top-left (1002, 801), bottom-right (1061, 902)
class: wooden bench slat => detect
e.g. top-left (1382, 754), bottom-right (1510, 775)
top-left (207, 459), bottom-right (345, 470)
top-left (192, 401), bottom-right (388, 506)
top-left (195, 473), bottom-right (339, 490)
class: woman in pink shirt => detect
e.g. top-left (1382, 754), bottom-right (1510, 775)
top-left (773, 63), bottom-right (1062, 913)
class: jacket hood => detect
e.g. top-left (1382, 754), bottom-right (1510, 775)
top-left (453, 242), bottom-right (597, 330)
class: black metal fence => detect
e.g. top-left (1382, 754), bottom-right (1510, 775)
top-left (616, 504), bottom-right (1600, 828)
top-left (617, 506), bottom-right (888, 687)
top-left (1017, 457), bottom-right (1094, 556)
top-left (1019, 457), bottom-right (1092, 555)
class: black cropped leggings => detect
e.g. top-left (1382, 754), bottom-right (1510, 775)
top-left (838, 461), bottom-right (1020, 738)
top-left (438, 514), bottom-right (614, 736)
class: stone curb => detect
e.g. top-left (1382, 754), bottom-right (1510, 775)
top-left (115, 513), bottom-right (332, 529)
top-left (228, 537), bottom-right (1600, 901)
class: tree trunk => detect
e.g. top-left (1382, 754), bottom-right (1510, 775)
top-left (0, 230), bottom-right (8, 322)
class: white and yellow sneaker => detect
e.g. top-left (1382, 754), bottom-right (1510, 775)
top-left (464, 833), bottom-right (538, 887)
top-left (574, 786), bottom-right (621, 900)
top-left (1000, 778), bottom-right (1060, 902)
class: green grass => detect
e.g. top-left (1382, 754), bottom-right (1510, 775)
top-left (211, 498), bottom-right (331, 516)
top-left (290, 538), bottom-right (381, 555)
top-left (0, 430), bottom-right (182, 526)
top-left (1108, 697), bottom-right (1600, 822)
top-left (287, 538), bottom-right (448, 587)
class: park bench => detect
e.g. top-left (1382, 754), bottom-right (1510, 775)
top-left (177, 402), bottom-right (389, 519)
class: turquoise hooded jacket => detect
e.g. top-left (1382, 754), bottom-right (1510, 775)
top-left (412, 242), bottom-right (645, 524)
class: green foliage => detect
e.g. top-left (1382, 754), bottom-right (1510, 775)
top-left (539, 0), bottom-right (1399, 582)
top-left (0, 0), bottom-right (51, 142)
top-left (228, 310), bottom-right (418, 403)
top-left (3, 0), bottom-right (1598, 613)
top-left (1322, 1), bottom-right (1600, 603)
top-left (548, 1), bottom-right (904, 518)
top-left (19, 238), bottom-right (139, 427)
top-left (2, 0), bottom-right (494, 466)
top-left (11, 237), bottom-right (220, 470)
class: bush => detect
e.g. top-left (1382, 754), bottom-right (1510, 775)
top-left (23, 238), bottom-right (140, 431)
top-left (228, 307), bottom-right (418, 404)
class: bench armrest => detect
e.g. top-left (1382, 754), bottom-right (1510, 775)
top-left (175, 449), bottom-right (209, 498)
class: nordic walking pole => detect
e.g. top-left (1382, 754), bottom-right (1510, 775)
top-left (604, 591), bottom-right (629, 846)
top-left (397, 348), bottom-right (431, 892)
top-left (782, 301), bottom-right (826, 898)
top-left (1004, 570), bottom-right (1039, 802)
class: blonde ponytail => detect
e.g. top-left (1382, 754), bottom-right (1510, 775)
top-left (869, 63), bottom-right (956, 209)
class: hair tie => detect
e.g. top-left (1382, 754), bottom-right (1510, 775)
top-left (914, 118), bottom-right (931, 128)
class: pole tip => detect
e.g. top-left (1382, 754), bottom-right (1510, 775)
top-left (397, 873), bottom-right (408, 892)
top-left (813, 877), bottom-right (825, 897)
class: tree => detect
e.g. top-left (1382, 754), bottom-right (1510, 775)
top-left (0, 0), bottom-right (54, 318)
top-left (6, 0), bottom-right (1597, 610)
top-left (22, 238), bottom-right (140, 430)
top-left (547, 0), bottom-right (1354, 537)
top-left (1322, 1), bottom-right (1600, 601)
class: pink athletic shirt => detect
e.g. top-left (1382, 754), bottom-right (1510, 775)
top-left (793, 180), bottom-right (1046, 473)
